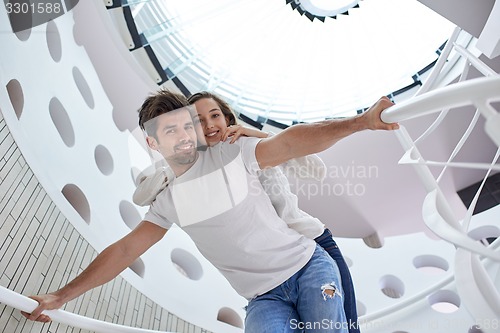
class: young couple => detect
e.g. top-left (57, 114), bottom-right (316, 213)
top-left (134, 91), bottom-right (360, 332)
top-left (24, 90), bottom-right (397, 332)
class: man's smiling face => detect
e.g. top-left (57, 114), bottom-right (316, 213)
top-left (147, 108), bottom-right (199, 172)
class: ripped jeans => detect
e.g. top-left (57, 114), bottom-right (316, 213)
top-left (245, 244), bottom-right (348, 333)
top-left (314, 229), bottom-right (360, 333)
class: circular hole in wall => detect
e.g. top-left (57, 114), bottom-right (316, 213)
top-left (428, 290), bottom-right (460, 314)
top-left (65, 0), bottom-right (80, 11)
top-left (112, 107), bottom-right (136, 132)
top-left (49, 98), bottom-right (75, 147)
top-left (344, 256), bottom-right (353, 268)
top-left (356, 300), bottom-right (366, 316)
top-left (119, 201), bottom-right (142, 230)
top-left (46, 20), bottom-right (62, 62)
top-left (170, 248), bottom-right (203, 280)
top-left (72, 67), bottom-right (95, 109)
top-left (15, 28), bottom-right (32, 41)
top-left (217, 307), bottom-right (243, 329)
top-left (7, 0), bottom-right (32, 41)
top-left (379, 275), bottom-right (405, 299)
top-left (129, 257), bottom-right (145, 278)
top-left (72, 18), bottom-right (84, 46)
top-left (362, 232), bottom-right (384, 249)
top-left (468, 225), bottom-right (500, 246)
top-left (413, 254), bottom-right (449, 275)
top-left (61, 184), bottom-right (90, 224)
top-left (6, 79), bottom-right (24, 119)
top-left (469, 325), bottom-right (484, 333)
top-left (94, 145), bottom-right (114, 175)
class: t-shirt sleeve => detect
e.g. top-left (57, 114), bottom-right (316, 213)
top-left (237, 137), bottom-right (262, 176)
top-left (143, 198), bottom-right (173, 229)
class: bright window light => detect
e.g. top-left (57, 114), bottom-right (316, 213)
top-left (128, 0), bottom-right (455, 123)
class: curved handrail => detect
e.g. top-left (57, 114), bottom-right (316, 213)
top-left (435, 108), bottom-right (480, 183)
top-left (381, 75), bottom-right (500, 124)
top-left (382, 75), bottom-right (500, 150)
top-left (453, 43), bottom-right (498, 77)
top-left (359, 274), bottom-right (454, 323)
top-left (413, 56), bottom-right (470, 145)
top-left (0, 285), bottom-right (173, 333)
top-left (414, 26), bottom-right (462, 96)
top-left (374, 32), bottom-right (500, 331)
top-left (398, 155), bottom-right (500, 172)
top-left (359, 237), bottom-right (500, 323)
top-left (455, 249), bottom-right (500, 331)
top-left (422, 189), bottom-right (500, 261)
top-left (390, 125), bottom-right (500, 261)
top-left (412, 27), bottom-right (491, 146)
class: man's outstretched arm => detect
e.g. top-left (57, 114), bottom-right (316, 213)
top-left (22, 221), bottom-right (167, 322)
top-left (255, 97), bottom-right (398, 169)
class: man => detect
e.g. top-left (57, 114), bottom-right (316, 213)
top-left (24, 90), bottom-right (397, 332)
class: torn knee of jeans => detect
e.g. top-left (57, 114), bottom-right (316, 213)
top-left (321, 282), bottom-right (341, 301)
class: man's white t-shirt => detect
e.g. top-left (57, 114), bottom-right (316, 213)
top-left (144, 137), bottom-right (316, 299)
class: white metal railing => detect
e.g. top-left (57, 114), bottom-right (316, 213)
top-left (414, 26), bottom-right (462, 96)
top-left (0, 285), bottom-right (174, 333)
top-left (378, 26), bottom-right (500, 333)
top-left (359, 237), bottom-right (500, 323)
top-left (381, 75), bottom-right (500, 262)
top-left (381, 75), bottom-right (500, 130)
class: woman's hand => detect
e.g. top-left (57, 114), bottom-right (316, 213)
top-left (222, 125), bottom-right (269, 143)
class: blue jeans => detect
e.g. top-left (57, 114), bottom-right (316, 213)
top-left (315, 229), bottom-right (360, 333)
top-left (245, 245), bottom-right (348, 333)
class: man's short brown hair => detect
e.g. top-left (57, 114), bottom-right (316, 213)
top-left (138, 90), bottom-right (189, 137)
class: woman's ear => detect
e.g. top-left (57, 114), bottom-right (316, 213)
top-left (146, 136), bottom-right (158, 150)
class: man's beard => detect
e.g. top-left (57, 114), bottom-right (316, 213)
top-left (167, 141), bottom-right (197, 165)
top-left (170, 150), bottom-right (197, 165)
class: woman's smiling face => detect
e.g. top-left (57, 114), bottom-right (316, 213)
top-left (193, 97), bottom-right (230, 146)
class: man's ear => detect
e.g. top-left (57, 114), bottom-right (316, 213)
top-left (146, 136), bottom-right (158, 150)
